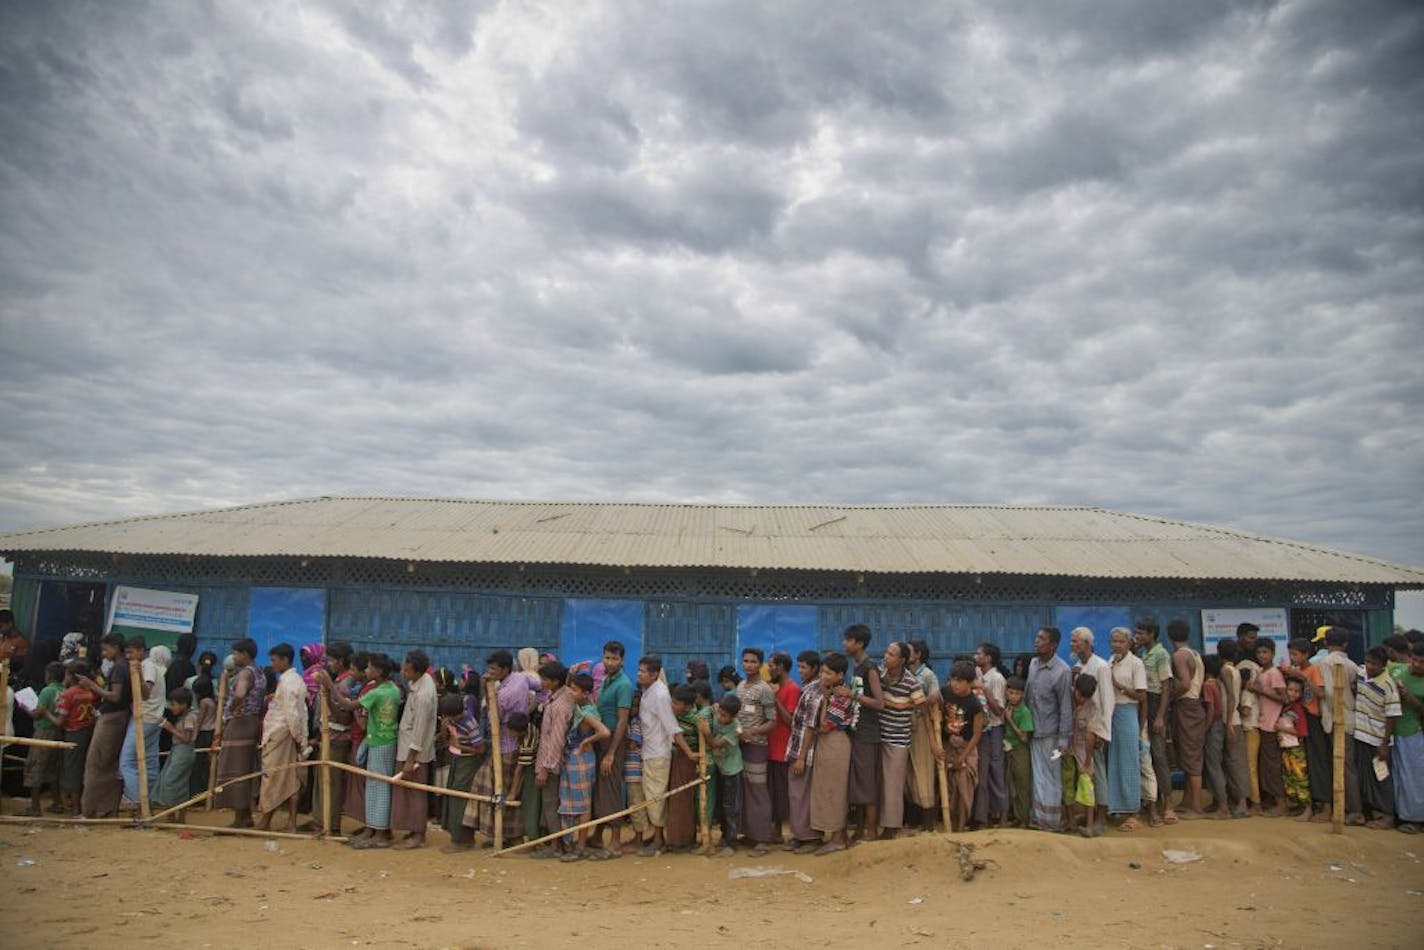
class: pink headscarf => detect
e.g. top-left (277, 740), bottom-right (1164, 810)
top-left (300, 642), bottom-right (326, 704)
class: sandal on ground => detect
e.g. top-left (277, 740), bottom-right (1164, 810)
top-left (813, 842), bottom-right (845, 856)
top-left (560, 850), bottom-right (586, 862)
top-left (1117, 817), bottom-right (1142, 831)
top-left (1149, 816), bottom-right (1164, 828)
top-left (1161, 811), bottom-right (1180, 825)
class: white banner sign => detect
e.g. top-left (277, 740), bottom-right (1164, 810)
top-left (1200, 607), bottom-right (1290, 653)
top-left (105, 586), bottom-right (199, 645)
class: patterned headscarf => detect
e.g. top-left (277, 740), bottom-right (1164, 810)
top-left (300, 642), bottom-right (326, 704)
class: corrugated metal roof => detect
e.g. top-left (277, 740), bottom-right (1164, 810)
top-left (1, 496), bottom-right (1421, 585)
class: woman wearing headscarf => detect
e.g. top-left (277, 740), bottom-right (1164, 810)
top-left (300, 643), bottom-right (326, 705)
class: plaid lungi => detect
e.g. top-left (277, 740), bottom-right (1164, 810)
top-left (364, 743), bottom-right (396, 830)
top-left (559, 746), bottom-right (596, 817)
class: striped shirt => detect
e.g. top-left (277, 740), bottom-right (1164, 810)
top-left (1353, 672), bottom-right (1401, 747)
top-left (878, 667), bottom-right (925, 748)
top-left (735, 680), bottom-right (777, 747)
top-left (624, 719), bottom-right (643, 782)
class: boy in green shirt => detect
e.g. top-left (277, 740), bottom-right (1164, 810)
top-left (709, 693), bottom-right (744, 855)
top-left (1004, 675), bottom-right (1035, 828)
top-left (25, 661), bottom-right (66, 816)
top-left (323, 653), bottom-right (401, 847)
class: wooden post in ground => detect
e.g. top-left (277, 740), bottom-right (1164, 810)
top-left (0, 659), bottom-right (8, 816)
top-left (207, 669), bottom-right (228, 811)
top-left (319, 684), bottom-right (333, 836)
top-left (129, 660), bottom-right (151, 821)
top-left (1331, 664), bottom-right (1347, 834)
top-left (492, 774), bottom-right (705, 858)
top-left (485, 677), bottom-right (504, 851)
top-left (697, 727), bottom-right (711, 853)
top-left (931, 703), bottom-right (951, 831)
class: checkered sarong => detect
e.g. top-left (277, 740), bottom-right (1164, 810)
top-left (364, 743), bottom-right (396, 830)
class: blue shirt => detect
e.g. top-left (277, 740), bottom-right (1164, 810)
top-left (1026, 654), bottom-right (1074, 741)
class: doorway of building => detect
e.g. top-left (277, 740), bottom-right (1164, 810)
top-left (35, 580), bottom-right (107, 655)
top-left (1290, 608), bottom-right (1365, 663)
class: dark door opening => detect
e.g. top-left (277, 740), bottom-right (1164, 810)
top-left (1290, 608), bottom-right (1365, 664)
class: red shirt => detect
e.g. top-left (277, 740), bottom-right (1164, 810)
top-left (56, 685), bottom-right (99, 731)
top-left (768, 679), bottom-right (801, 762)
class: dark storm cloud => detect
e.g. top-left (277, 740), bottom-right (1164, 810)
top-left (0, 0), bottom-right (1421, 578)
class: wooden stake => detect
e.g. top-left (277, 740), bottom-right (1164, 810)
top-left (207, 669), bottom-right (228, 812)
top-left (129, 660), bottom-right (151, 821)
top-left (931, 703), bottom-right (951, 832)
top-left (1, 659), bottom-right (8, 817)
top-left (492, 774), bottom-right (707, 857)
top-left (1331, 664), bottom-right (1347, 835)
top-left (485, 677), bottom-right (504, 851)
top-left (319, 683), bottom-right (333, 836)
top-left (697, 728), bottom-right (711, 853)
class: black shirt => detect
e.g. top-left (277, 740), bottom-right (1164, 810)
top-left (942, 691), bottom-right (983, 739)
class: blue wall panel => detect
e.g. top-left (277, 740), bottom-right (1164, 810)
top-left (1128, 604), bottom-right (1203, 651)
top-left (247, 587), bottom-right (326, 662)
top-left (191, 586), bottom-right (251, 662)
top-left (327, 589), bottom-right (563, 676)
top-left (644, 601), bottom-right (737, 684)
top-left (1053, 606), bottom-right (1134, 663)
top-left (737, 605), bottom-right (818, 668)
top-left (560, 599), bottom-right (644, 669)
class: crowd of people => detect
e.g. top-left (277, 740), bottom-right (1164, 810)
top-left (4, 610), bottom-right (1423, 860)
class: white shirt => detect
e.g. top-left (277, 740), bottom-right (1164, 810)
top-left (398, 671), bottom-right (437, 764)
top-left (1076, 652), bottom-right (1114, 742)
top-left (262, 667), bottom-right (310, 754)
top-left (140, 658), bottom-right (165, 725)
top-left (638, 679), bottom-right (679, 761)
top-left (978, 667), bottom-right (1006, 728)
top-left (1317, 651), bottom-right (1362, 735)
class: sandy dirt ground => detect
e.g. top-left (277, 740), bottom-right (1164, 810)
top-left (1, 804), bottom-right (1422, 950)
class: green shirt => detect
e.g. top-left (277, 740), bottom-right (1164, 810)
top-left (1005, 701), bottom-right (1034, 750)
top-left (360, 681), bottom-right (401, 747)
top-left (596, 668), bottom-right (633, 731)
top-left (710, 715), bottom-right (743, 775)
top-left (1142, 643), bottom-right (1172, 694)
top-left (1393, 667), bottom-right (1424, 738)
top-left (34, 683), bottom-right (63, 740)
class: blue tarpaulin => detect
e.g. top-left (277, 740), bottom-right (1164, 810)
top-left (736, 605), bottom-right (818, 673)
top-left (247, 587), bottom-right (326, 662)
top-left (560, 599), bottom-right (644, 670)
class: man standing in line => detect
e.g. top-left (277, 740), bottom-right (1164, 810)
top-left (1070, 628), bottom-right (1113, 835)
top-left (1316, 627), bottom-right (1364, 824)
top-left (972, 642), bottom-right (1009, 828)
top-left (767, 651), bottom-right (801, 844)
top-left (637, 654), bottom-right (694, 856)
top-left (784, 650), bottom-right (823, 853)
top-left (256, 643), bottom-right (308, 833)
top-left (842, 625), bottom-right (885, 841)
top-left (532, 660), bottom-right (573, 854)
top-left (588, 640), bottom-right (633, 856)
top-left (1026, 627), bottom-right (1074, 831)
top-left (391, 649), bottom-right (436, 849)
top-left (1168, 620), bottom-right (1207, 819)
top-left (736, 648), bottom-right (778, 855)
top-left (1135, 618), bottom-right (1177, 823)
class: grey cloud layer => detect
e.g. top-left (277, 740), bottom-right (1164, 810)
top-left (1, 0), bottom-right (1421, 569)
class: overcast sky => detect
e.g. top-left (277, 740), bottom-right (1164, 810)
top-left (1, 2), bottom-right (1421, 589)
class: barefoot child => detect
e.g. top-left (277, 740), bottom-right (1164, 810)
top-left (55, 661), bottom-right (98, 816)
top-left (1065, 674), bottom-right (1101, 836)
top-left (938, 661), bottom-right (985, 832)
top-left (1003, 676), bottom-right (1034, 828)
top-left (809, 652), bottom-right (853, 855)
top-left (155, 687), bottom-right (199, 818)
top-left (1276, 676), bottom-right (1311, 815)
top-left (709, 693), bottom-right (744, 855)
top-left (559, 671), bottom-right (611, 861)
top-left (24, 661), bottom-right (66, 816)
top-left (620, 691), bottom-right (649, 854)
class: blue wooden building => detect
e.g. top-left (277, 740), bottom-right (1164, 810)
top-left (3, 497), bottom-right (1420, 676)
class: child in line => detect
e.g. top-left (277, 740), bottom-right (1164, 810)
top-left (56, 660), bottom-right (99, 817)
top-left (809, 652), bottom-right (853, 855)
top-left (709, 693), bottom-right (744, 856)
top-left (189, 676), bottom-right (217, 799)
top-left (1003, 676), bottom-right (1034, 828)
top-left (154, 687), bottom-right (199, 818)
top-left (691, 680), bottom-right (718, 829)
top-left (24, 661), bottom-right (67, 816)
top-left (939, 661), bottom-right (984, 832)
top-left (558, 672), bottom-right (611, 861)
top-left (1066, 674), bottom-right (1101, 837)
top-left (1276, 676), bottom-right (1311, 815)
top-left (1201, 655), bottom-right (1230, 818)
top-left (505, 712), bottom-right (533, 846)
top-left (621, 690), bottom-right (648, 855)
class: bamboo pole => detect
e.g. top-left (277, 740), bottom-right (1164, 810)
top-left (207, 669), bottom-right (228, 811)
top-left (0, 735), bottom-right (76, 750)
top-left (697, 728), bottom-right (711, 854)
top-left (0, 813), bottom-right (134, 827)
top-left (151, 821), bottom-right (345, 842)
top-left (319, 683), bottom-right (333, 836)
top-left (492, 774), bottom-right (707, 857)
top-left (321, 757), bottom-right (518, 806)
top-left (129, 660), bottom-right (151, 821)
top-left (1331, 664), bottom-right (1347, 834)
top-left (931, 704), bottom-right (951, 832)
top-left (1, 659), bottom-right (8, 816)
top-left (486, 677), bottom-right (505, 851)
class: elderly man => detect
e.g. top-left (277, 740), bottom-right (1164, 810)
top-left (1070, 627), bottom-right (1114, 836)
top-left (1026, 627), bottom-right (1074, 831)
